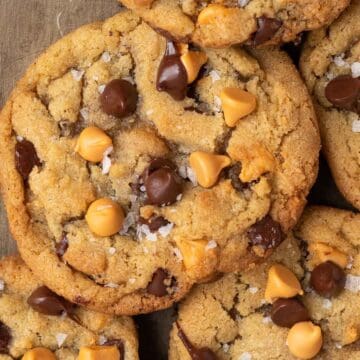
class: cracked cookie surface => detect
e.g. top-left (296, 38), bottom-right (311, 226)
top-left (300, 0), bottom-right (360, 210)
top-left (0, 11), bottom-right (319, 315)
top-left (169, 206), bottom-right (360, 359)
top-left (0, 256), bottom-right (138, 360)
top-left (118, 0), bottom-right (350, 48)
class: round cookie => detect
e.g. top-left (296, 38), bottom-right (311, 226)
top-left (0, 11), bottom-right (319, 315)
top-left (0, 256), bottom-right (138, 360)
top-left (118, 0), bottom-right (350, 48)
top-left (300, 0), bottom-right (360, 210)
top-left (169, 206), bottom-right (360, 360)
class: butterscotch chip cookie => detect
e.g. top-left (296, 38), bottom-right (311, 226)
top-left (118, 0), bottom-right (350, 48)
top-left (0, 11), bottom-right (319, 315)
top-left (169, 206), bottom-right (360, 359)
top-left (0, 256), bottom-right (138, 360)
top-left (300, 0), bottom-right (360, 210)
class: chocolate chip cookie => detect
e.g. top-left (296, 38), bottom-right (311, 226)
top-left (118, 0), bottom-right (350, 48)
top-left (300, 0), bottom-right (360, 210)
top-left (169, 206), bottom-right (360, 359)
top-left (0, 11), bottom-right (319, 315)
top-left (0, 256), bottom-right (138, 359)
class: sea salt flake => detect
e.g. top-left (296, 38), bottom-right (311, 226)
top-left (176, 193), bottom-right (183, 201)
top-left (158, 223), bottom-right (174, 237)
top-left (146, 109), bottom-right (154, 116)
top-left (105, 282), bottom-right (119, 288)
top-left (137, 224), bottom-right (157, 241)
top-left (128, 278), bottom-right (136, 284)
top-left (323, 299), bottom-right (332, 309)
top-left (205, 240), bottom-right (217, 251)
top-left (238, 0), bottom-right (249, 7)
top-left (123, 76), bottom-right (135, 84)
top-left (101, 52), bottom-right (111, 63)
top-left (345, 274), bottom-right (360, 292)
top-left (352, 119), bottom-right (360, 133)
top-left (248, 286), bottom-right (258, 294)
top-left (209, 70), bottom-right (221, 82)
top-left (213, 96), bottom-right (222, 112)
top-left (187, 167), bottom-right (198, 186)
top-left (347, 256), bottom-right (354, 269)
top-left (16, 135), bottom-right (24, 142)
top-left (101, 146), bottom-right (113, 175)
top-left (56, 333), bottom-right (68, 347)
top-left (239, 352), bottom-right (252, 360)
top-left (80, 107), bottom-right (89, 121)
top-left (335, 343), bottom-right (343, 349)
top-left (98, 84), bottom-right (106, 94)
top-left (333, 54), bottom-right (348, 67)
top-left (0, 280), bottom-right (5, 291)
top-left (140, 185), bottom-right (146, 192)
top-left (99, 335), bottom-right (108, 345)
top-left (120, 211), bottom-right (137, 235)
top-left (173, 247), bottom-right (184, 261)
top-left (325, 72), bottom-right (335, 80)
top-left (222, 343), bottom-right (230, 353)
top-left (108, 247), bottom-right (116, 255)
top-left (351, 62), bottom-right (360, 78)
top-left (71, 69), bottom-right (85, 81)
top-left (262, 316), bottom-right (272, 324)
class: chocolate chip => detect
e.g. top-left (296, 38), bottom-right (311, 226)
top-left (142, 158), bottom-right (176, 184)
top-left (145, 168), bottom-right (183, 206)
top-left (100, 79), bottom-right (138, 118)
top-left (253, 16), bottom-right (282, 46)
top-left (310, 261), bottom-right (346, 298)
top-left (227, 163), bottom-right (249, 192)
top-left (177, 322), bottom-right (218, 360)
top-left (147, 268), bottom-right (169, 297)
top-left (247, 215), bottom-right (284, 250)
top-left (271, 298), bottom-right (310, 328)
top-left (103, 339), bottom-right (124, 359)
top-left (56, 233), bottom-right (69, 258)
top-left (0, 322), bottom-right (11, 354)
top-left (27, 286), bottom-right (75, 316)
top-left (156, 40), bottom-right (188, 101)
top-left (139, 216), bottom-right (170, 232)
top-left (15, 139), bottom-right (41, 180)
top-left (325, 75), bottom-right (360, 111)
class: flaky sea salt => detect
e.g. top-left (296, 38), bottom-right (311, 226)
top-left (345, 274), bottom-right (360, 292)
top-left (239, 352), bottom-right (252, 360)
top-left (120, 211), bottom-right (137, 235)
top-left (158, 223), bottom-right (174, 237)
top-left (335, 343), bottom-right (343, 349)
top-left (16, 135), bottom-right (24, 142)
top-left (108, 247), bottom-right (116, 255)
top-left (98, 84), bottom-right (106, 94)
top-left (176, 194), bottom-right (183, 201)
top-left (128, 278), bottom-right (136, 284)
top-left (323, 299), bottom-right (332, 309)
top-left (351, 62), bottom-right (360, 78)
top-left (248, 286), bottom-right (258, 294)
top-left (0, 280), bottom-right (5, 291)
top-left (205, 240), bottom-right (217, 251)
top-left (333, 54), bottom-right (348, 67)
top-left (213, 96), bottom-right (222, 112)
top-left (56, 333), bottom-right (68, 347)
top-left (347, 256), bottom-right (354, 269)
top-left (80, 107), bottom-right (89, 121)
top-left (137, 224), bottom-right (157, 241)
top-left (262, 316), bottom-right (272, 324)
top-left (173, 247), bottom-right (183, 261)
top-left (222, 343), bottom-right (230, 353)
top-left (105, 282), bottom-right (119, 288)
top-left (187, 167), bottom-right (198, 186)
top-left (209, 70), bottom-right (221, 83)
top-left (98, 335), bottom-right (108, 345)
top-left (146, 109), bottom-right (154, 116)
top-left (71, 69), bottom-right (85, 82)
top-left (238, 0), bottom-right (250, 7)
top-left (101, 146), bottom-right (113, 175)
top-left (101, 51), bottom-right (111, 63)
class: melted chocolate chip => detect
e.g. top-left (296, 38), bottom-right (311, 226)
top-left (142, 158), bottom-right (176, 184)
top-left (270, 298), bottom-right (310, 328)
top-left (139, 215), bottom-right (170, 232)
top-left (0, 322), bottom-right (11, 354)
top-left (100, 79), bottom-right (138, 118)
top-left (147, 268), bottom-right (169, 297)
top-left (247, 215), bottom-right (284, 250)
top-left (227, 163), bottom-right (249, 192)
top-left (156, 40), bottom-right (188, 101)
top-left (253, 16), bottom-right (282, 46)
top-left (103, 339), bottom-right (124, 359)
top-left (310, 261), bottom-right (346, 298)
top-left (56, 233), bottom-right (69, 258)
top-left (15, 139), bottom-right (41, 180)
top-left (27, 286), bottom-right (75, 317)
top-left (325, 75), bottom-right (360, 112)
top-left (176, 322), bottom-right (218, 360)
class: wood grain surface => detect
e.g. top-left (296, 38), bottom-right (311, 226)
top-left (0, 0), bottom-right (121, 256)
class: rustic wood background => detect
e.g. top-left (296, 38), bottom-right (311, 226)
top-left (0, 0), bottom-right (122, 256)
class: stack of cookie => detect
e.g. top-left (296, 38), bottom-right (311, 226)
top-left (0, 0), bottom-right (358, 358)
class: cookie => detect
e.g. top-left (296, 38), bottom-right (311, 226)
top-left (0, 11), bottom-right (319, 315)
top-left (0, 256), bottom-right (138, 360)
top-left (118, 0), bottom-right (350, 48)
top-left (300, 0), bottom-right (360, 210)
top-left (169, 206), bottom-right (360, 359)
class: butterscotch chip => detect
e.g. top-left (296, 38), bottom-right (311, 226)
top-left (180, 50), bottom-right (208, 84)
top-left (77, 346), bottom-right (120, 360)
top-left (308, 243), bottom-right (348, 269)
top-left (22, 348), bottom-right (56, 360)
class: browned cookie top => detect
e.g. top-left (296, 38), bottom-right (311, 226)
top-left (0, 256), bottom-right (138, 360)
top-left (300, 0), bottom-right (360, 210)
top-left (0, 11), bottom-right (319, 315)
top-left (169, 207), bottom-right (360, 360)
top-left (119, 0), bottom-right (350, 48)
